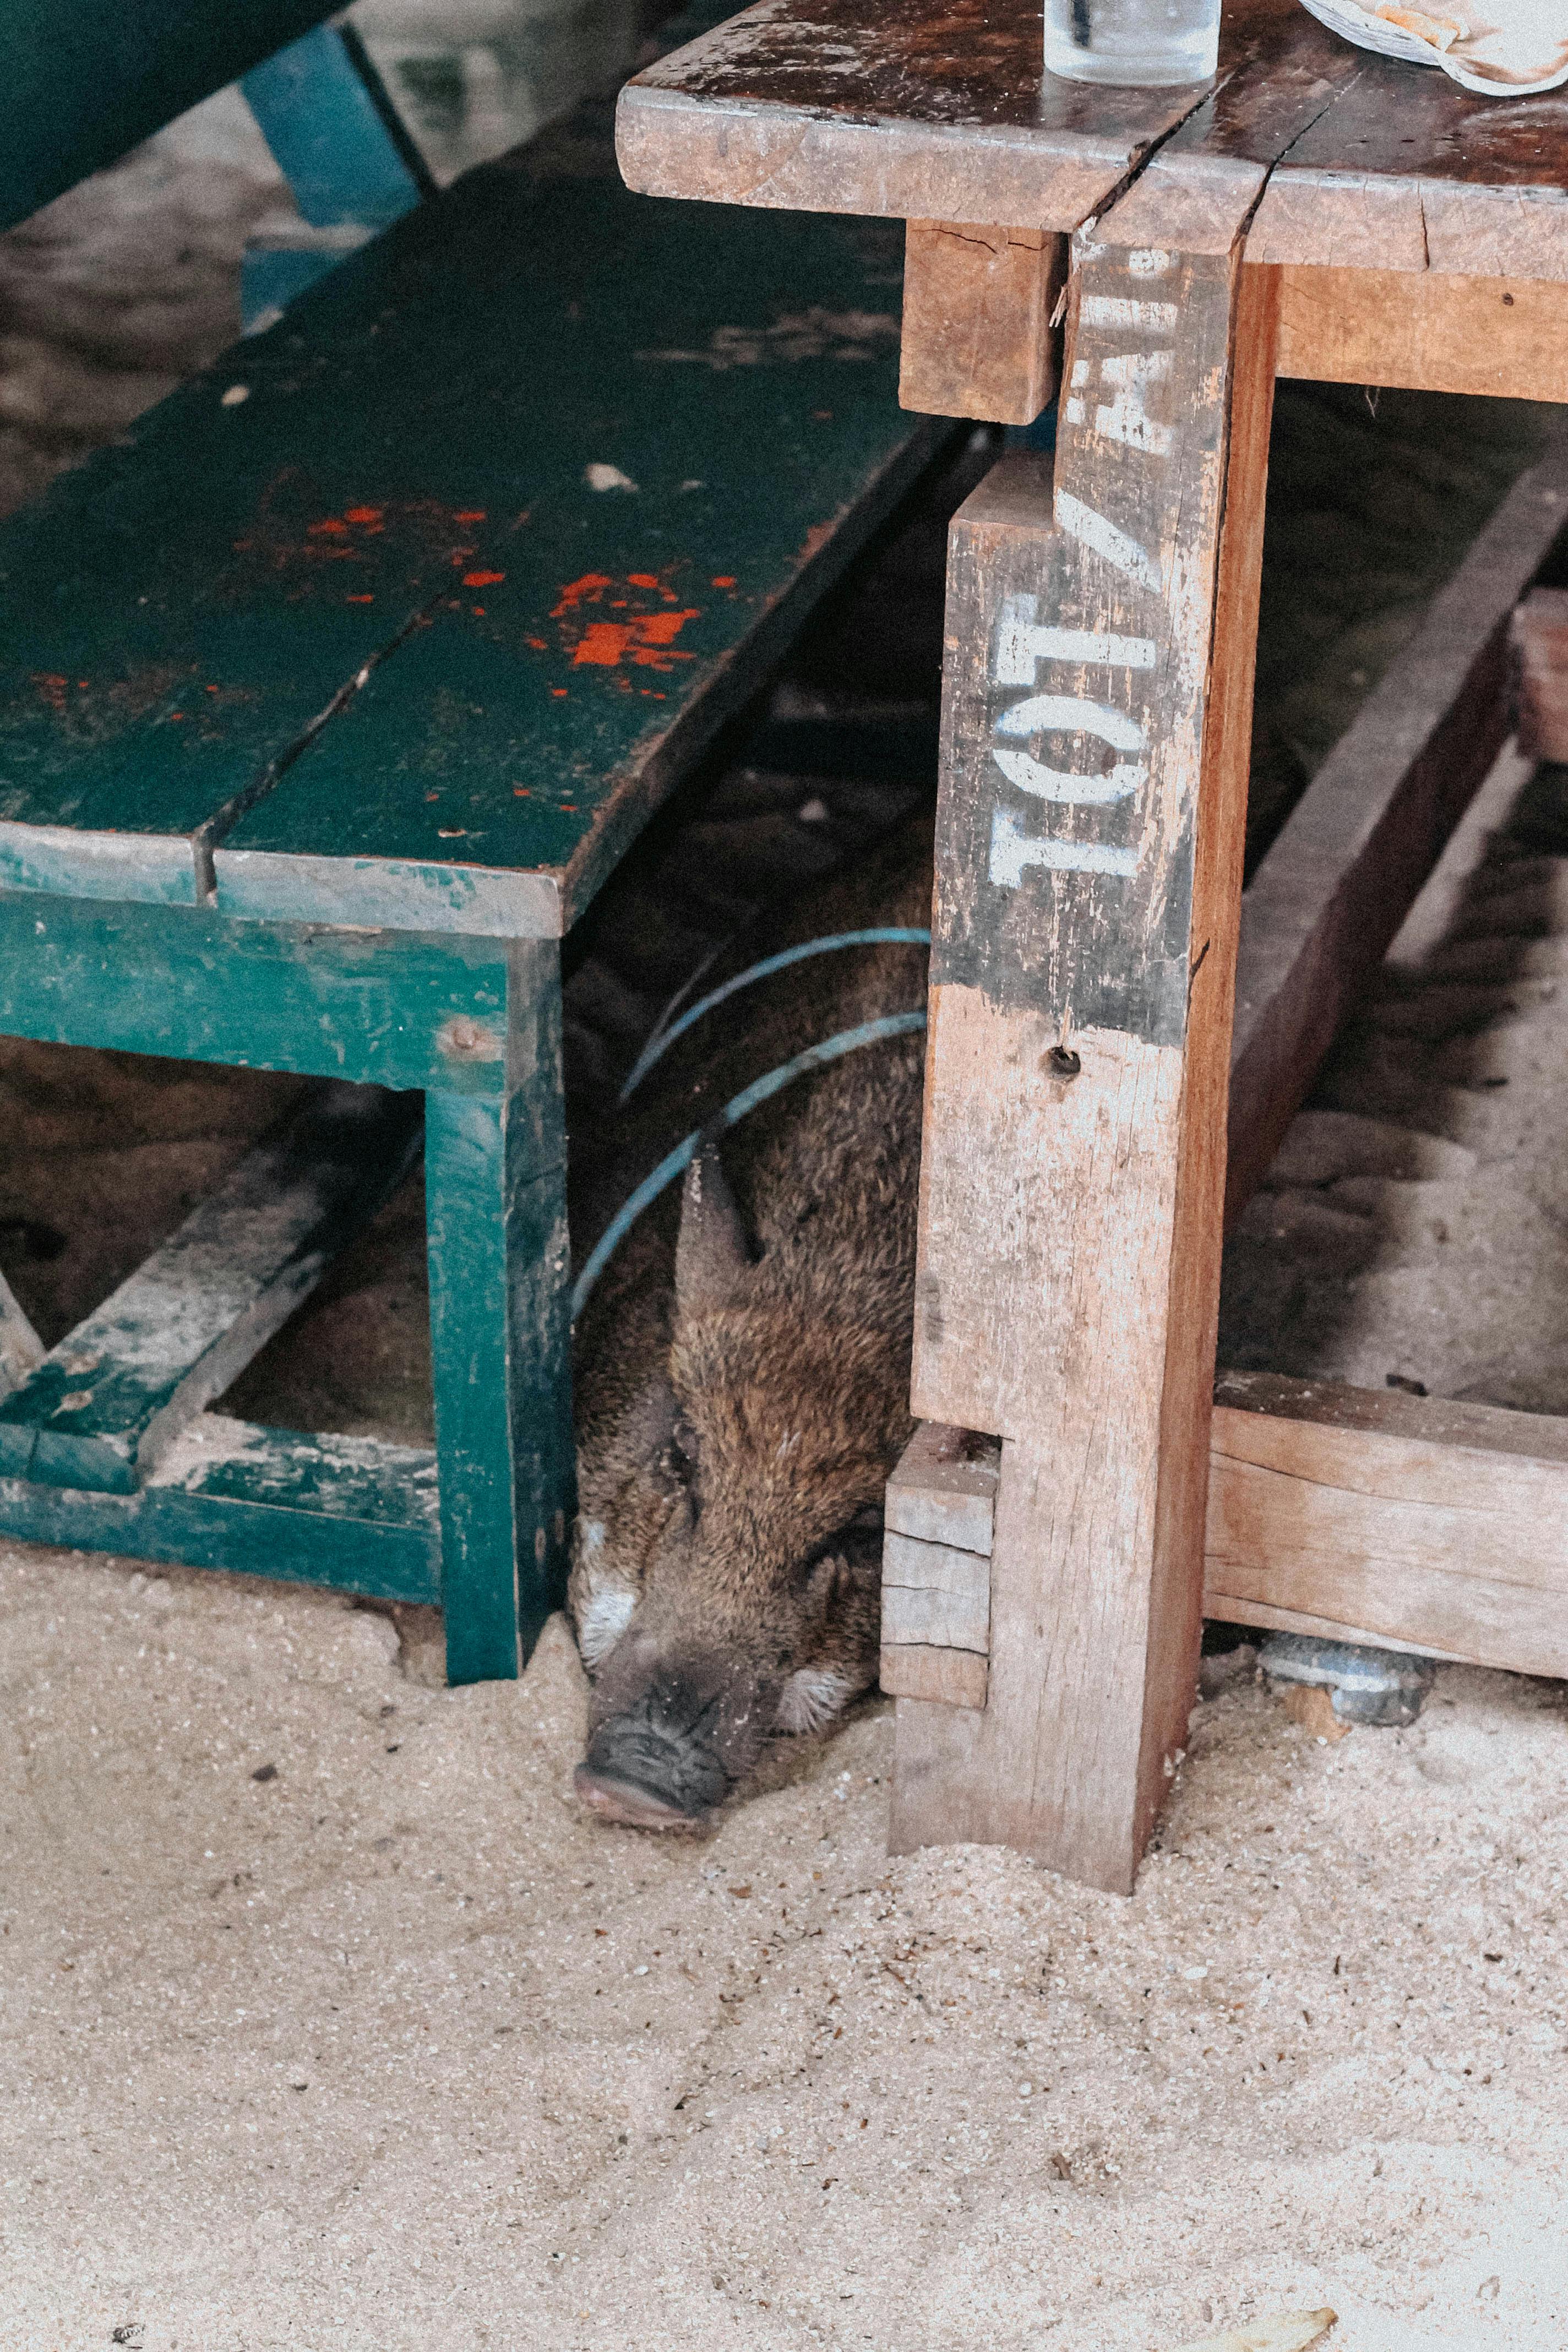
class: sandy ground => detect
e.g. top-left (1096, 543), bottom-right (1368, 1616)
top-left (4, 1551), bottom-right (1568, 2352)
top-left (6, 41), bottom-right (1568, 2352)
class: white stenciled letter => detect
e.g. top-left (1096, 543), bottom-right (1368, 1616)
top-left (993, 593), bottom-right (1157, 684)
top-left (988, 806), bottom-right (1137, 885)
top-left (992, 692), bottom-right (1146, 806)
top-left (1095, 350), bottom-right (1173, 455)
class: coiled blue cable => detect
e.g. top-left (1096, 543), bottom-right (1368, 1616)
top-left (573, 1008), bottom-right (927, 1322)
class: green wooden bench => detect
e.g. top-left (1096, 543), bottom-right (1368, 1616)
top-left (0, 10), bottom-right (951, 1681)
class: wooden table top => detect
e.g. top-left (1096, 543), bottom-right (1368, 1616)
top-left (618, 0), bottom-right (1568, 278)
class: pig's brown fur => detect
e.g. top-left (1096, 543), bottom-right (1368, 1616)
top-left (568, 812), bottom-right (932, 1811)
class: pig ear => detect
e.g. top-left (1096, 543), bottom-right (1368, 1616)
top-left (676, 1138), bottom-right (752, 1315)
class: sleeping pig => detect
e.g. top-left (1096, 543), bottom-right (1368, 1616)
top-left (567, 815), bottom-right (931, 1828)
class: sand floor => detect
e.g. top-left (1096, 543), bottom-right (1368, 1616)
top-left (3, 1548), bottom-right (1567, 2352)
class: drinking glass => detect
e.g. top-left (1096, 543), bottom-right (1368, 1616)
top-left (1043, 0), bottom-right (1221, 85)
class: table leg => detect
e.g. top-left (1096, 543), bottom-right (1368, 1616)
top-left (896, 249), bottom-right (1278, 1893)
top-left (426, 939), bottom-right (575, 1685)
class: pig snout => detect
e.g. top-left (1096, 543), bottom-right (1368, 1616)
top-left (575, 1653), bottom-right (770, 1830)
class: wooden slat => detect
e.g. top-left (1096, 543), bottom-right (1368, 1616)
top-left (0, 890), bottom-right (516, 1096)
top-left (884, 1419), bottom-right (999, 1553)
top-left (1226, 439), bottom-right (1568, 1226)
top-left (1206, 1373), bottom-right (1568, 1679)
top-left (1275, 265), bottom-right (1568, 402)
top-left (899, 224), bottom-right (1064, 426)
top-left (0, 1413), bottom-right (439, 1601)
top-left (0, 1084), bottom-right (422, 1495)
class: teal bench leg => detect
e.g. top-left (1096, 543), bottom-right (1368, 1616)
top-left (424, 941), bottom-right (574, 1685)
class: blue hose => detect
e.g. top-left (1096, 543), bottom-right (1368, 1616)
top-left (573, 1009), bottom-right (927, 1322)
top-left (617, 928), bottom-right (930, 1103)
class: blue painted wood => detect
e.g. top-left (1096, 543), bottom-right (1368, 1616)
top-left (242, 24), bottom-right (428, 229)
top-left (0, 0), bottom-right (345, 235)
top-left (240, 22), bottom-right (429, 335)
top-left (0, 1414), bottom-right (439, 1599)
top-left (0, 1083), bottom-right (422, 1494)
top-left (424, 941), bottom-right (573, 1685)
top-left (0, 891), bottom-right (515, 1095)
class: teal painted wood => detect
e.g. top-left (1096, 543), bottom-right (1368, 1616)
top-left (0, 1), bottom-right (345, 234)
top-left (0, 891), bottom-right (514, 1094)
top-left (0, 1083), bottom-right (422, 1494)
top-left (0, 81), bottom-right (947, 926)
top-left (240, 21), bottom-right (429, 335)
top-left (242, 24), bottom-right (427, 230)
top-left (0, 1413), bottom-right (439, 1599)
top-left (425, 941), bottom-right (573, 1685)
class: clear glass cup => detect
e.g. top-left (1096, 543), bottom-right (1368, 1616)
top-left (1043, 0), bottom-right (1221, 84)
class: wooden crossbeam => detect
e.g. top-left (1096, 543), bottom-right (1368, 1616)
top-left (0, 1414), bottom-right (439, 1600)
top-left (0, 1083), bottom-right (422, 1494)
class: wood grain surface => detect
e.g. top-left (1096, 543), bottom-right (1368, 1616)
top-left (1276, 266), bottom-right (1568, 400)
top-left (1207, 1372), bottom-right (1568, 1679)
top-left (897, 234), bottom-right (1264, 1892)
top-left (899, 223), bottom-right (1064, 425)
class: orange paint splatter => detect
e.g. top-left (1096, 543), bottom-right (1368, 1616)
top-left (344, 505), bottom-right (384, 525)
top-left (551, 688), bottom-right (568, 698)
top-left (514, 787), bottom-right (531, 796)
top-left (712, 575), bottom-right (736, 588)
top-left (551, 573), bottom-right (614, 617)
top-left (463, 570), bottom-right (505, 588)
top-left (471, 606), bottom-right (486, 616)
top-left (571, 608), bottom-right (701, 669)
top-left (526, 637), bottom-right (547, 652)
top-left (346, 594), bottom-right (374, 603)
top-left (455, 510), bottom-right (487, 522)
top-left (308, 517), bottom-right (349, 537)
top-left (627, 573), bottom-right (661, 589)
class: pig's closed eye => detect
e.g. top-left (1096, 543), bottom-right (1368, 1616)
top-left (663, 1417), bottom-right (700, 1487)
top-left (804, 1506), bottom-right (883, 1576)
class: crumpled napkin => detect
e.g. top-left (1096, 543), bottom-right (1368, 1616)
top-left (1307, 0), bottom-right (1568, 90)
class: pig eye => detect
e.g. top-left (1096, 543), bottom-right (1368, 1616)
top-left (802, 1505), bottom-right (883, 1580)
top-left (665, 1417), bottom-right (699, 1484)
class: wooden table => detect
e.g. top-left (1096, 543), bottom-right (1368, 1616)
top-left (617, 0), bottom-right (1568, 1891)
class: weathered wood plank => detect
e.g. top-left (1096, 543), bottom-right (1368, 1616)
top-left (0, 1413), bottom-right (439, 1602)
top-left (1227, 442), bottom-right (1568, 1226)
top-left (1276, 265), bottom-right (1568, 402)
top-left (884, 1419), bottom-right (999, 1553)
top-left (880, 1644), bottom-right (988, 1708)
top-left (0, 1084), bottom-right (422, 1495)
top-left (424, 941), bottom-right (574, 1685)
top-left (897, 233), bottom-right (1271, 1892)
top-left (899, 224), bottom-right (1064, 427)
top-left (881, 1529), bottom-right (990, 1653)
top-left (1206, 1372), bottom-right (1568, 1679)
top-left (0, 890), bottom-right (515, 1097)
top-left (1249, 61), bottom-right (1568, 281)
top-left (616, 0), bottom-right (1208, 229)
